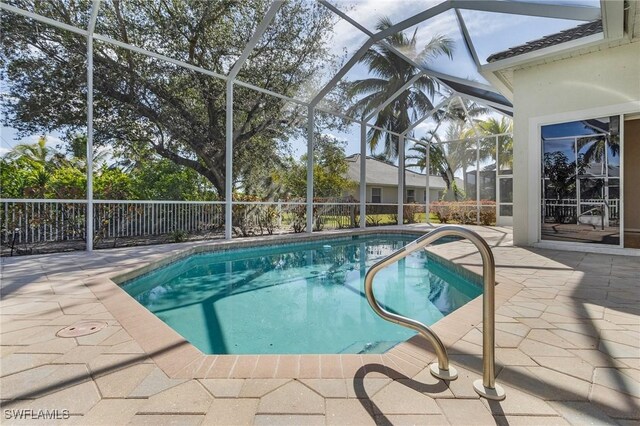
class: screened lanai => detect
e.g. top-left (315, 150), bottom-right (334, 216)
top-left (0, 0), bottom-right (606, 253)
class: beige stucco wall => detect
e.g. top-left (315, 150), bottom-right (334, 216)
top-left (346, 185), bottom-right (441, 204)
top-left (512, 41), bottom-right (640, 245)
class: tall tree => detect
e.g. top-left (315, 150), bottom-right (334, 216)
top-left (277, 133), bottom-right (355, 199)
top-left (406, 132), bottom-right (463, 201)
top-left (347, 17), bottom-right (453, 159)
top-left (1, 0), bottom-right (336, 198)
top-left (476, 116), bottom-right (513, 172)
top-left (3, 136), bottom-right (62, 197)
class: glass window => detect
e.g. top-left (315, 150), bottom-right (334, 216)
top-left (499, 178), bottom-right (513, 204)
top-left (541, 116), bottom-right (620, 245)
top-left (579, 178), bottom-right (604, 200)
top-left (499, 205), bottom-right (513, 217)
top-left (498, 135), bottom-right (514, 175)
top-left (406, 189), bottom-right (415, 203)
top-left (371, 187), bottom-right (382, 203)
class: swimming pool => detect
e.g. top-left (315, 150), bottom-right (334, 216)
top-left (122, 234), bottom-right (481, 355)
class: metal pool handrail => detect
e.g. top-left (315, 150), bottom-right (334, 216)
top-left (363, 225), bottom-right (506, 400)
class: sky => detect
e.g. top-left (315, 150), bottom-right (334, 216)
top-left (1, 0), bottom-right (601, 162)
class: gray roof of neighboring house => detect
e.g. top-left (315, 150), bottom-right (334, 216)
top-left (345, 154), bottom-right (449, 189)
top-left (486, 20), bottom-right (603, 63)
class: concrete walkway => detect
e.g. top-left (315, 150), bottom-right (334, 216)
top-left (1, 225), bottom-right (638, 425)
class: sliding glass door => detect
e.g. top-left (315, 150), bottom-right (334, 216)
top-left (541, 116), bottom-right (621, 245)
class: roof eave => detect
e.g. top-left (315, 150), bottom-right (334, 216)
top-left (479, 31), bottom-right (610, 97)
top-left (481, 32), bottom-right (605, 74)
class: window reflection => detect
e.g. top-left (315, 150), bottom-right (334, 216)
top-left (541, 116), bottom-right (620, 245)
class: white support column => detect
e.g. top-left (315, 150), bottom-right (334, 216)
top-left (86, 35), bottom-right (94, 251)
top-left (458, 96), bottom-right (482, 225)
top-left (222, 2), bottom-right (281, 239)
top-left (85, 1), bottom-right (100, 252)
top-left (225, 81), bottom-right (233, 240)
top-left (360, 122), bottom-right (366, 228)
top-left (495, 135), bottom-right (499, 223)
top-left (425, 140), bottom-right (430, 224)
top-left (306, 106), bottom-right (314, 233)
top-left (398, 135), bottom-right (405, 225)
top-left (476, 138), bottom-right (481, 224)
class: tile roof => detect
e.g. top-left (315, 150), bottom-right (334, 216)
top-left (345, 154), bottom-right (451, 189)
top-left (486, 20), bottom-right (603, 63)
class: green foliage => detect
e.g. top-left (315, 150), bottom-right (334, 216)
top-left (170, 229), bottom-right (188, 243)
top-left (130, 158), bottom-right (215, 201)
top-left (231, 194), bottom-right (281, 237)
top-left (94, 167), bottom-right (133, 200)
top-left (0, 157), bottom-right (31, 198)
top-left (1, 138), bottom-right (56, 198)
top-left (277, 134), bottom-right (355, 198)
top-left (46, 166), bottom-right (86, 199)
top-left (347, 17), bottom-right (453, 159)
top-left (406, 114), bottom-right (513, 202)
top-left (543, 151), bottom-right (586, 214)
top-left (1, 135), bottom-right (221, 201)
top-left (1, 0), bottom-right (338, 197)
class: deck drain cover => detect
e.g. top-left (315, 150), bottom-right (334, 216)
top-left (57, 321), bottom-right (107, 338)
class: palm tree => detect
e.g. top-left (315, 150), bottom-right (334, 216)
top-left (7, 136), bottom-right (53, 167)
top-left (347, 17), bottom-right (453, 159)
top-left (443, 120), bottom-right (476, 198)
top-left (406, 131), bottom-right (463, 201)
top-left (475, 116), bottom-right (513, 172)
top-left (442, 97), bottom-right (488, 127)
top-left (406, 101), bottom-right (487, 200)
top-left (6, 136), bottom-right (60, 196)
top-left (577, 135), bottom-right (619, 175)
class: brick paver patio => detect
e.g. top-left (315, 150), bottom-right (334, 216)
top-left (1, 225), bottom-right (638, 425)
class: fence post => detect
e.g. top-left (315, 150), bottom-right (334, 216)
top-left (277, 201), bottom-right (282, 230)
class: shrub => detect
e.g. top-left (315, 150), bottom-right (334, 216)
top-left (429, 201), bottom-right (496, 225)
top-left (403, 204), bottom-right (422, 224)
top-left (170, 229), bottom-right (188, 243)
top-left (232, 194), bottom-right (284, 237)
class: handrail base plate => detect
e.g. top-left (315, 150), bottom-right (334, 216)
top-left (473, 380), bottom-right (506, 400)
top-left (429, 364), bottom-right (458, 381)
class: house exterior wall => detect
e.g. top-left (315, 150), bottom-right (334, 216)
top-left (345, 185), bottom-right (441, 204)
top-left (512, 41), bottom-right (640, 246)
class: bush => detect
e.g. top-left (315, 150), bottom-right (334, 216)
top-left (430, 201), bottom-right (496, 225)
top-left (170, 229), bottom-right (188, 243)
top-left (291, 205), bottom-right (306, 233)
top-left (232, 194), bottom-right (282, 237)
top-left (403, 204), bottom-right (422, 224)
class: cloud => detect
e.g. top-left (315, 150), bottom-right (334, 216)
top-left (332, 0), bottom-right (445, 33)
top-left (325, 1), bottom-right (586, 67)
top-left (22, 134), bottom-right (65, 149)
top-left (326, 0), bottom-right (451, 57)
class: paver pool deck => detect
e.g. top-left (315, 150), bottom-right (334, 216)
top-left (1, 225), bottom-right (638, 425)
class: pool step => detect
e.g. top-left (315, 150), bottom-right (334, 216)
top-left (338, 340), bottom-right (398, 354)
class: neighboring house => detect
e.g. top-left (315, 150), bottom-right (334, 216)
top-left (343, 154), bottom-right (461, 204)
top-left (483, 3), bottom-right (639, 252)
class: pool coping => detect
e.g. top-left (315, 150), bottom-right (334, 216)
top-left (84, 227), bottom-right (523, 380)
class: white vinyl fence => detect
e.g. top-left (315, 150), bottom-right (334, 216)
top-left (1, 199), bottom-right (225, 245)
top-left (2, 199), bottom-right (418, 252)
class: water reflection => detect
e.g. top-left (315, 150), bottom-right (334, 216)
top-left (123, 236), bottom-right (481, 354)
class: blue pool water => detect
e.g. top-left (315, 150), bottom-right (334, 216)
top-left (122, 234), bottom-right (481, 355)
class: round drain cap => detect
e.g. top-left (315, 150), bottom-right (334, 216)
top-left (57, 321), bottom-right (107, 338)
